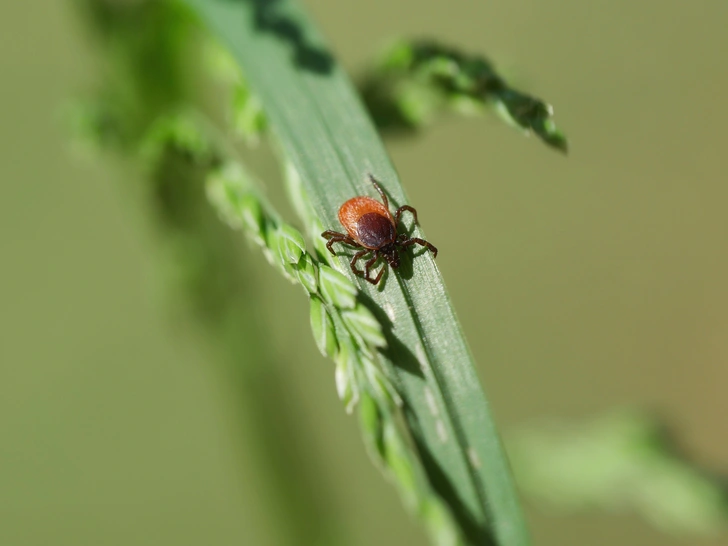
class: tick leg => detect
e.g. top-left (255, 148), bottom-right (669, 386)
top-left (394, 205), bottom-right (418, 227)
top-left (401, 237), bottom-right (438, 259)
top-left (322, 230), bottom-right (358, 256)
top-left (350, 249), bottom-right (369, 277)
top-left (363, 252), bottom-right (385, 285)
top-left (368, 174), bottom-right (389, 210)
top-left (370, 265), bottom-right (385, 285)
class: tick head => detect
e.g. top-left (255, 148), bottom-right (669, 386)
top-left (382, 244), bottom-right (401, 269)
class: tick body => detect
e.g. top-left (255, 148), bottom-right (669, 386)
top-left (322, 175), bottom-right (437, 285)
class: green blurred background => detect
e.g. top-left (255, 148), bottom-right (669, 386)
top-left (1, 1), bottom-right (727, 545)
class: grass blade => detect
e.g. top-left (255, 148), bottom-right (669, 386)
top-left (182, 1), bottom-right (530, 544)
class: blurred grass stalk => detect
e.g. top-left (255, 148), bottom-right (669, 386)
top-left (73, 1), bottom-right (342, 544)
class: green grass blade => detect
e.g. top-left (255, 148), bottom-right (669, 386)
top-left (182, 1), bottom-right (530, 544)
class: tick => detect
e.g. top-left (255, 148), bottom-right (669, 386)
top-left (321, 175), bottom-right (438, 285)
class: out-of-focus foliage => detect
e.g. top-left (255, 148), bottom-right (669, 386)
top-left (509, 411), bottom-right (728, 537)
top-left (70, 2), bottom-right (343, 545)
top-left (360, 40), bottom-right (567, 152)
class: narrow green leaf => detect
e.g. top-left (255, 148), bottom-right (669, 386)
top-left (333, 336), bottom-right (360, 413)
top-left (140, 111), bottom-right (214, 162)
top-left (232, 82), bottom-right (267, 143)
top-left (237, 193), bottom-right (266, 245)
top-left (183, 1), bottom-right (530, 544)
top-left (264, 228), bottom-right (297, 282)
top-left (358, 389), bottom-right (385, 459)
top-left (359, 356), bottom-right (402, 409)
top-left (318, 265), bottom-right (357, 310)
top-left (341, 303), bottom-right (387, 349)
top-left (295, 252), bottom-right (319, 294)
top-left (276, 224), bottom-right (306, 265)
top-left (206, 166), bottom-right (266, 244)
top-left (309, 295), bottom-right (337, 358)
